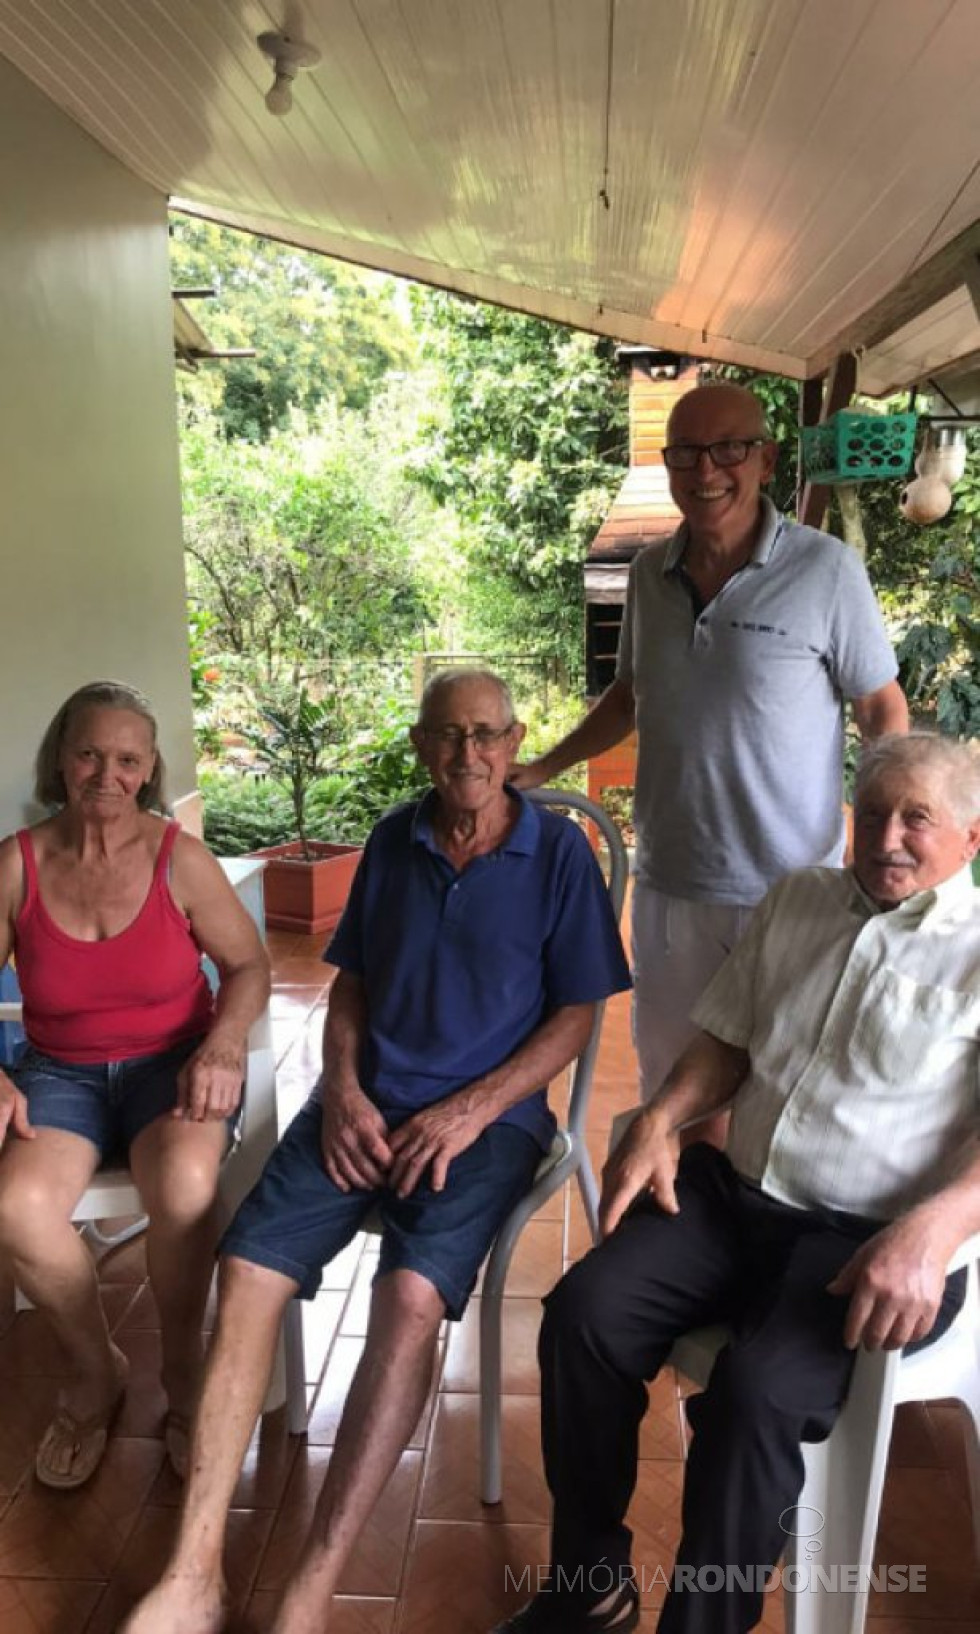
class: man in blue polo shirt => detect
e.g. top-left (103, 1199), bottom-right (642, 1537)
top-left (126, 667), bottom-right (630, 1634)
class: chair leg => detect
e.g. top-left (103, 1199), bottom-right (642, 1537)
top-left (786, 1348), bottom-right (897, 1634)
top-left (282, 1299), bottom-right (310, 1435)
top-left (478, 1154), bottom-right (577, 1504)
top-left (575, 1152), bottom-right (600, 1244)
top-left (479, 1279), bottom-right (504, 1506)
top-left (479, 1189), bottom-right (545, 1506)
top-left (955, 1367), bottom-right (980, 1564)
top-left (480, 1210), bottom-right (529, 1507)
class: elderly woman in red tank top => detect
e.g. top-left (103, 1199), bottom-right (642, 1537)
top-left (0, 681), bottom-right (270, 1489)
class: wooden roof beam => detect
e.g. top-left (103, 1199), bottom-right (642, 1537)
top-left (808, 219), bottom-right (980, 384)
top-left (797, 351), bottom-right (857, 530)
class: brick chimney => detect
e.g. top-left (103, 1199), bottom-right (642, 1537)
top-left (588, 350), bottom-right (699, 560)
top-left (582, 352), bottom-right (699, 809)
top-left (584, 351), bottom-right (699, 702)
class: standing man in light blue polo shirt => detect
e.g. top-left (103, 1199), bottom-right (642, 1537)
top-left (513, 382), bottom-right (908, 1120)
top-left (126, 667), bottom-right (630, 1634)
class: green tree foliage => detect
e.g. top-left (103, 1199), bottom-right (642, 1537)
top-left (181, 405), bottom-right (434, 686)
top-left (239, 686), bottom-right (342, 856)
top-left (877, 432), bottom-right (980, 737)
top-left (170, 215), bottom-right (413, 439)
top-left (412, 293), bottom-right (629, 677)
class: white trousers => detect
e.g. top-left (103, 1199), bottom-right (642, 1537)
top-left (630, 881), bottom-right (755, 1103)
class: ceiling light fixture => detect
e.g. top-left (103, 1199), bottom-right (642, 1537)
top-left (257, 29), bottom-right (321, 117)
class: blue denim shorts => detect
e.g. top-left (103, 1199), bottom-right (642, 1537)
top-left (220, 1095), bottom-right (540, 1319)
top-left (11, 1035), bottom-right (206, 1162)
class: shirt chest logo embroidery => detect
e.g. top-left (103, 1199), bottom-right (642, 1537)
top-left (726, 618), bottom-right (789, 638)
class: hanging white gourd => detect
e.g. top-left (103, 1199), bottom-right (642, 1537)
top-left (899, 473), bottom-right (953, 524)
top-left (897, 422), bottom-right (968, 524)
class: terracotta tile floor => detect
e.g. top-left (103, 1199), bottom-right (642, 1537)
top-left (1, 929), bottom-right (979, 1631)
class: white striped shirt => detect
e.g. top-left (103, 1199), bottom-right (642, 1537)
top-left (693, 865), bottom-right (980, 1219)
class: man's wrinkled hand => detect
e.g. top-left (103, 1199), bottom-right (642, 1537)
top-left (599, 1113), bottom-right (681, 1239)
top-left (387, 1100), bottom-right (485, 1197)
top-left (175, 1038), bottom-right (245, 1122)
top-left (320, 1081), bottom-right (392, 1191)
top-left (827, 1219), bottom-right (949, 1351)
top-left (0, 1072), bottom-right (34, 1149)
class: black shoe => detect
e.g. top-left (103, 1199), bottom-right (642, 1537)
top-left (491, 1580), bottom-right (639, 1634)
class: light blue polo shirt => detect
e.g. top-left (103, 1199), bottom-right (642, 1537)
top-left (325, 790), bottom-right (631, 1149)
top-left (617, 497), bottom-right (899, 906)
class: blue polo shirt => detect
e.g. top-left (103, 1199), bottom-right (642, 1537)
top-left (324, 789), bottom-right (631, 1150)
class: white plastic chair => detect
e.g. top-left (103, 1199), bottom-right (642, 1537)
top-left (480, 789), bottom-right (627, 1502)
top-left (281, 788), bottom-right (629, 1503)
top-left (669, 1231), bottom-right (980, 1634)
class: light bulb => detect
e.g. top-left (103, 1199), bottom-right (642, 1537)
top-left (265, 69), bottom-right (294, 116)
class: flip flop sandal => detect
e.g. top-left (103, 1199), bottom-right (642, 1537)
top-left (164, 1409), bottom-right (192, 1480)
top-left (35, 1385), bottom-right (126, 1491)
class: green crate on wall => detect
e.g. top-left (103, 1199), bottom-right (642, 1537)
top-left (800, 411), bottom-right (917, 484)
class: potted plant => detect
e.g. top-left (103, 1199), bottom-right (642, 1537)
top-left (244, 686), bottom-right (362, 936)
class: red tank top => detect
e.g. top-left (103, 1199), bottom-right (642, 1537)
top-left (14, 822), bottom-right (215, 1063)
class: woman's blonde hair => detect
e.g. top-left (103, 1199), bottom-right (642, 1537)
top-left (34, 680), bottom-right (168, 811)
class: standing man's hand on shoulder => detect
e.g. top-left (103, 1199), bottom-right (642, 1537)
top-left (507, 757), bottom-right (551, 791)
top-left (508, 678), bottom-right (636, 792)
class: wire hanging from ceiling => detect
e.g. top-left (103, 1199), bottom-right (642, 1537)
top-left (598, 0), bottom-right (615, 212)
top-left (594, 0), bottom-right (616, 318)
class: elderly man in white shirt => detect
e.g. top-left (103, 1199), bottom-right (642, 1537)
top-left (497, 732), bottom-right (980, 1634)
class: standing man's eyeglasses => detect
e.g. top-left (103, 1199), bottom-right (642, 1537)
top-left (661, 438), bottom-right (766, 471)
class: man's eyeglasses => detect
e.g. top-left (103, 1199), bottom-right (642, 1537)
top-left (422, 724), bottom-right (515, 750)
top-left (661, 438), bottom-right (766, 471)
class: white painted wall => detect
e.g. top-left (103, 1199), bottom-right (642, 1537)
top-left (0, 57), bottom-right (196, 833)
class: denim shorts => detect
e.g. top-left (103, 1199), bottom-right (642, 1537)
top-left (10, 1035), bottom-right (206, 1162)
top-left (220, 1095), bottom-right (541, 1319)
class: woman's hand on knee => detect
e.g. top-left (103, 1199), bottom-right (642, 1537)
top-left (175, 1038), bottom-right (245, 1122)
top-left (0, 1071), bottom-right (34, 1148)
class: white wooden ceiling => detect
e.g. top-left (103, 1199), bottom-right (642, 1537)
top-left (2, 0), bottom-right (980, 391)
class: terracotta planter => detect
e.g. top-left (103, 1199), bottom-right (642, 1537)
top-left (251, 840), bottom-right (362, 936)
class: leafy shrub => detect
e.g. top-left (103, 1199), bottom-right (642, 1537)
top-left (201, 698), bottom-right (430, 855)
top-left (200, 772), bottom-right (296, 856)
top-left (239, 686), bottom-right (344, 857)
top-left (201, 770), bottom-right (366, 856)
top-left (515, 689), bottom-right (587, 792)
top-left (337, 700), bottom-right (430, 828)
